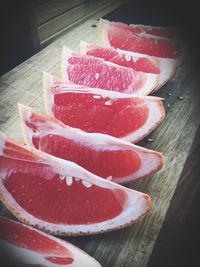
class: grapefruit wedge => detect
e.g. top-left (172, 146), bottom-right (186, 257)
top-left (80, 41), bottom-right (177, 90)
top-left (0, 132), bottom-right (152, 236)
top-left (19, 104), bottom-right (163, 184)
top-left (98, 19), bottom-right (178, 39)
top-left (62, 46), bottom-right (159, 95)
top-left (0, 216), bottom-right (102, 267)
top-left (43, 72), bottom-right (165, 143)
top-left (98, 18), bottom-right (181, 59)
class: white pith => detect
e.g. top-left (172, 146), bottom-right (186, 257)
top-left (121, 99), bottom-right (165, 142)
top-left (66, 176), bottom-right (73, 186)
top-left (62, 46), bottom-right (158, 95)
top-left (133, 72), bottom-right (158, 95)
top-left (98, 18), bottom-right (110, 47)
top-left (43, 71), bottom-right (57, 117)
top-left (0, 132), bottom-right (152, 235)
top-left (137, 31), bottom-right (175, 41)
top-left (156, 58), bottom-right (176, 89)
top-left (129, 23), bottom-right (174, 32)
top-left (0, 217), bottom-right (102, 266)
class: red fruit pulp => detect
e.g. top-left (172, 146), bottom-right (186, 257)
top-left (66, 56), bottom-right (145, 93)
top-left (31, 134), bottom-right (141, 178)
top-left (45, 256), bottom-right (73, 265)
top-left (53, 92), bottom-right (149, 138)
top-left (108, 25), bottom-right (179, 58)
top-left (85, 47), bottom-right (160, 74)
top-left (1, 150), bottom-right (126, 224)
top-left (0, 217), bottom-right (72, 259)
top-left (110, 21), bottom-right (176, 38)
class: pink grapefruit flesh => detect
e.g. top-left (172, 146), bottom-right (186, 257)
top-left (0, 216), bottom-right (102, 266)
top-left (0, 132), bottom-right (152, 236)
top-left (101, 20), bottom-right (178, 39)
top-left (19, 104), bottom-right (163, 184)
top-left (44, 73), bottom-right (165, 143)
top-left (80, 41), bottom-right (161, 74)
top-left (62, 47), bottom-right (159, 95)
top-left (80, 41), bottom-right (177, 89)
top-left (98, 19), bottom-right (181, 59)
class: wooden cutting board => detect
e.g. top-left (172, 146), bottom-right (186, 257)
top-left (0, 17), bottom-right (200, 267)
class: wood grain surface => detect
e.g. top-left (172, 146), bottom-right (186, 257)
top-left (148, 126), bottom-right (200, 267)
top-left (37, 0), bottom-right (127, 47)
top-left (0, 16), bottom-right (200, 267)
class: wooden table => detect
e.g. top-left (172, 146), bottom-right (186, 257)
top-left (1, 7), bottom-right (200, 267)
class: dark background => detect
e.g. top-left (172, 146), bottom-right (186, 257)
top-left (0, 1), bottom-right (40, 76)
top-left (0, 0), bottom-right (199, 76)
top-left (103, 0), bottom-right (200, 66)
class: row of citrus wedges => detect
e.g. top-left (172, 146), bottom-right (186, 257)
top-left (0, 19), bottom-right (182, 266)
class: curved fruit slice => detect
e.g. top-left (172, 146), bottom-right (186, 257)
top-left (62, 46), bottom-right (159, 95)
top-left (0, 132), bottom-right (152, 236)
top-left (98, 18), bottom-right (181, 59)
top-left (0, 216), bottom-right (101, 267)
top-left (98, 19), bottom-right (179, 39)
top-left (19, 104), bottom-right (163, 184)
top-left (80, 41), bottom-right (161, 74)
top-left (44, 72), bottom-right (165, 143)
top-left (80, 42), bottom-right (176, 90)
top-left (80, 41), bottom-right (177, 89)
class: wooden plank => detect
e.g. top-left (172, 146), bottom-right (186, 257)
top-left (33, 0), bottom-right (86, 26)
top-left (0, 17), bottom-right (200, 267)
top-left (148, 126), bottom-right (200, 267)
top-left (38, 0), bottom-right (127, 47)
